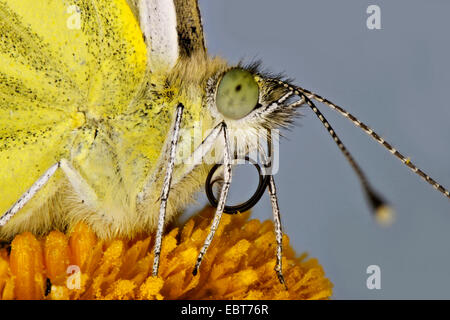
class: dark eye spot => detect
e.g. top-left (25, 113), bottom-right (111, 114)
top-left (235, 84), bottom-right (242, 92)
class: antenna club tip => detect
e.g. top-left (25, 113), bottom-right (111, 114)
top-left (374, 205), bottom-right (395, 226)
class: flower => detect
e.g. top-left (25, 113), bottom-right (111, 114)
top-left (0, 206), bottom-right (333, 300)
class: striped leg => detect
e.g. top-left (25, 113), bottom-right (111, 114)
top-left (267, 175), bottom-right (287, 288)
top-left (152, 104), bottom-right (184, 277)
top-left (0, 162), bottom-right (60, 227)
top-left (193, 122), bottom-right (232, 276)
top-left (262, 131), bottom-right (287, 287)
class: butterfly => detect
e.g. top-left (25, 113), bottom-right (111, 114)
top-left (0, 0), bottom-right (448, 286)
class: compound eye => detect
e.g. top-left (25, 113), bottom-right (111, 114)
top-left (215, 69), bottom-right (259, 120)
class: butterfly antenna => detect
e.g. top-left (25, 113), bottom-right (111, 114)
top-left (290, 84), bottom-right (450, 201)
top-left (299, 93), bottom-right (394, 224)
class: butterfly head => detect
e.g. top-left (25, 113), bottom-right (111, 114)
top-left (206, 62), bottom-right (302, 134)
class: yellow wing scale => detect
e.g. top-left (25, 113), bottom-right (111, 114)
top-left (0, 0), bottom-right (147, 219)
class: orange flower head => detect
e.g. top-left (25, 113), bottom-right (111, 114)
top-left (0, 207), bottom-right (333, 300)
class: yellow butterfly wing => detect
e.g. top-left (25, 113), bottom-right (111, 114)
top-left (0, 0), bottom-right (147, 216)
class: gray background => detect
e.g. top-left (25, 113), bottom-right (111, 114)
top-left (186, 0), bottom-right (450, 299)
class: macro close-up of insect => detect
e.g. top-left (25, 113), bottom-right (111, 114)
top-left (0, 0), bottom-right (449, 301)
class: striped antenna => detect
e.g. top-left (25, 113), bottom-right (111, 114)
top-left (290, 84), bottom-right (450, 200)
top-left (271, 78), bottom-right (449, 223)
top-left (300, 93), bottom-right (393, 224)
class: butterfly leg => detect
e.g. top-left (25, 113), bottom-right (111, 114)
top-left (267, 175), bottom-right (288, 289)
top-left (0, 162), bottom-right (60, 227)
top-left (152, 104), bottom-right (184, 276)
top-left (193, 123), bottom-right (232, 276)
